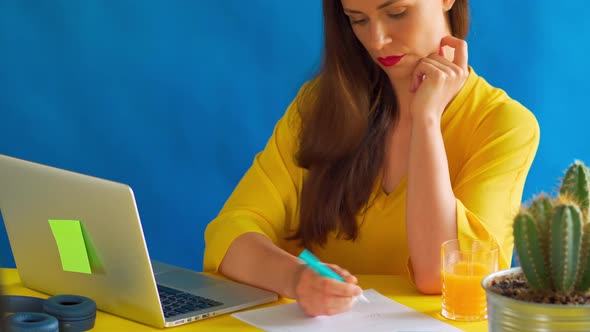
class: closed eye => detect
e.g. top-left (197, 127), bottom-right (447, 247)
top-left (388, 9), bottom-right (406, 19)
top-left (350, 17), bottom-right (368, 25)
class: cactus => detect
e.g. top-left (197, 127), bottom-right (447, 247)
top-left (514, 160), bottom-right (590, 292)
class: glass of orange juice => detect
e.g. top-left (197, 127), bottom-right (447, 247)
top-left (441, 239), bottom-right (498, 321)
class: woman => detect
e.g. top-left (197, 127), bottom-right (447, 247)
top-left (204, 0), bottom-right (539, 316)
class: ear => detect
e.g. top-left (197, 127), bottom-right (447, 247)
top-left (443, 0), bottom-right (456, 11)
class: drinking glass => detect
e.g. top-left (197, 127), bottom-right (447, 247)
top-left (441, 238), bottom-right (498, 321)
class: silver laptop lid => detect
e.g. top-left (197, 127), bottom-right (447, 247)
top-left (0, 154), bottom-right (165, 327)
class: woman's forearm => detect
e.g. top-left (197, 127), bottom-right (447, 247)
top-left (218, 232), bottom-right (304, 298)
top-left (406, 113), bottom-right (457, 294)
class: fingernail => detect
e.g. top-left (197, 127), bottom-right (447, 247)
top-left (439, 46), bottom-right (444, 56)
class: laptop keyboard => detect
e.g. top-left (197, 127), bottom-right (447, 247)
top-left (157, 284), bottom-right (224, 318)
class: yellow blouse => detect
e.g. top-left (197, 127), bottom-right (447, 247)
top-left (203, 67), bottom-right (540, 276)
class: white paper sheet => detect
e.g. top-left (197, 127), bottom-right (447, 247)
top-left (232, 289), bottom-right (464, 332)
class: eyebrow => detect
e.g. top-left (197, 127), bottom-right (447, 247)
top-left (343, 0), bottom-right (399, 14)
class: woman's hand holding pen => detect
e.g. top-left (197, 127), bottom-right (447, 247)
top-left (292, 263), bottom-right (362, 316)
top-left (409, 35), bottom-right (469, 121)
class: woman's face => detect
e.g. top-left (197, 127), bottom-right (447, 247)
top-left (341, 0), bottom-right (454, 80)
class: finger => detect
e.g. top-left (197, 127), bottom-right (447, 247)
top-left (322, 294), bottom-right (355, 307)
top-left (315, 277), bottom-right (362, 297)
top-left (409, 66), bottom-right (424, 93)
top-left (325, 264), bottom-right (350, 278)
top-left (439, 45), bottom-right (456, 61)
top-left (409, 61), bottom-right (439, 93)
top-left (420, 57), bottom-right (457, 80)
top-left (343, 274), bottom-right (358, 285)
top-left (324, 264), bottom-right (357, 283)
top-left (321, 295), bottom-right (355, 316)
top-left (301, 295), bottom-right (354, 317)
top-left (425, 53), bottom-right (457, 69)
top-left (440, 35), bottom-right (468, 69)
top-left (324, 263), bottom-right (350, 276)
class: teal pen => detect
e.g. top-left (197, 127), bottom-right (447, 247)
top-left (298, 249), bottom-right (370, 303)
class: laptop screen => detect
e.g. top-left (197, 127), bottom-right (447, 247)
top-left (0, 154), bottom-right (167, 327)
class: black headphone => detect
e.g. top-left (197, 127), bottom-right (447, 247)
top-left (1, 294), bottom-right (96, 332)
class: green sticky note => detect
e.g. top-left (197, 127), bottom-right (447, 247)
top-left (48, 219), bottom-right (92, 274)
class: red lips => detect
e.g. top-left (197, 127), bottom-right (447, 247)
top-left (377, 55), bottom-right (405, 67)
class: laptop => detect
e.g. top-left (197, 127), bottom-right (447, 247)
top-left (0, 154), bottom-right (278, 328)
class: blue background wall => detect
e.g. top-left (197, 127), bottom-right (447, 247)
top-left (1, 1), bottom-right (588, 270)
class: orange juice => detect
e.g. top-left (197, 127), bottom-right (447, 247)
top-left (442, 261), bottom-right (490, 320)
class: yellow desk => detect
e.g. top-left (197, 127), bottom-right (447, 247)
top-left (1, 268), bottom-right (487, 331)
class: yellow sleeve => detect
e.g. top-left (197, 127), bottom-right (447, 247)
top-left (453, 101), bottom-right (540, 269)
top-left (202, 88), bottom-right (304, 272)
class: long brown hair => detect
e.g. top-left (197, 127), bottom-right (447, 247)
top-left (290, 0), bottom-right (470, 249)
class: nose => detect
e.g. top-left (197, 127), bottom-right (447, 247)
top-left (369, 21), bottom-right (392, 51)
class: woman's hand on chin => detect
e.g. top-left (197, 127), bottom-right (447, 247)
top-left (408, 35), bottom-right (469, 122)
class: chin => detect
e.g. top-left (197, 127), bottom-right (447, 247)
top-left (382, 66), bottom-right (412, 82)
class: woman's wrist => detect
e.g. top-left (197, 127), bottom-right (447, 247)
top-left (286, 263), bottom-right (309, 300)
top-left (410, 111), bottom-right (442, 135)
